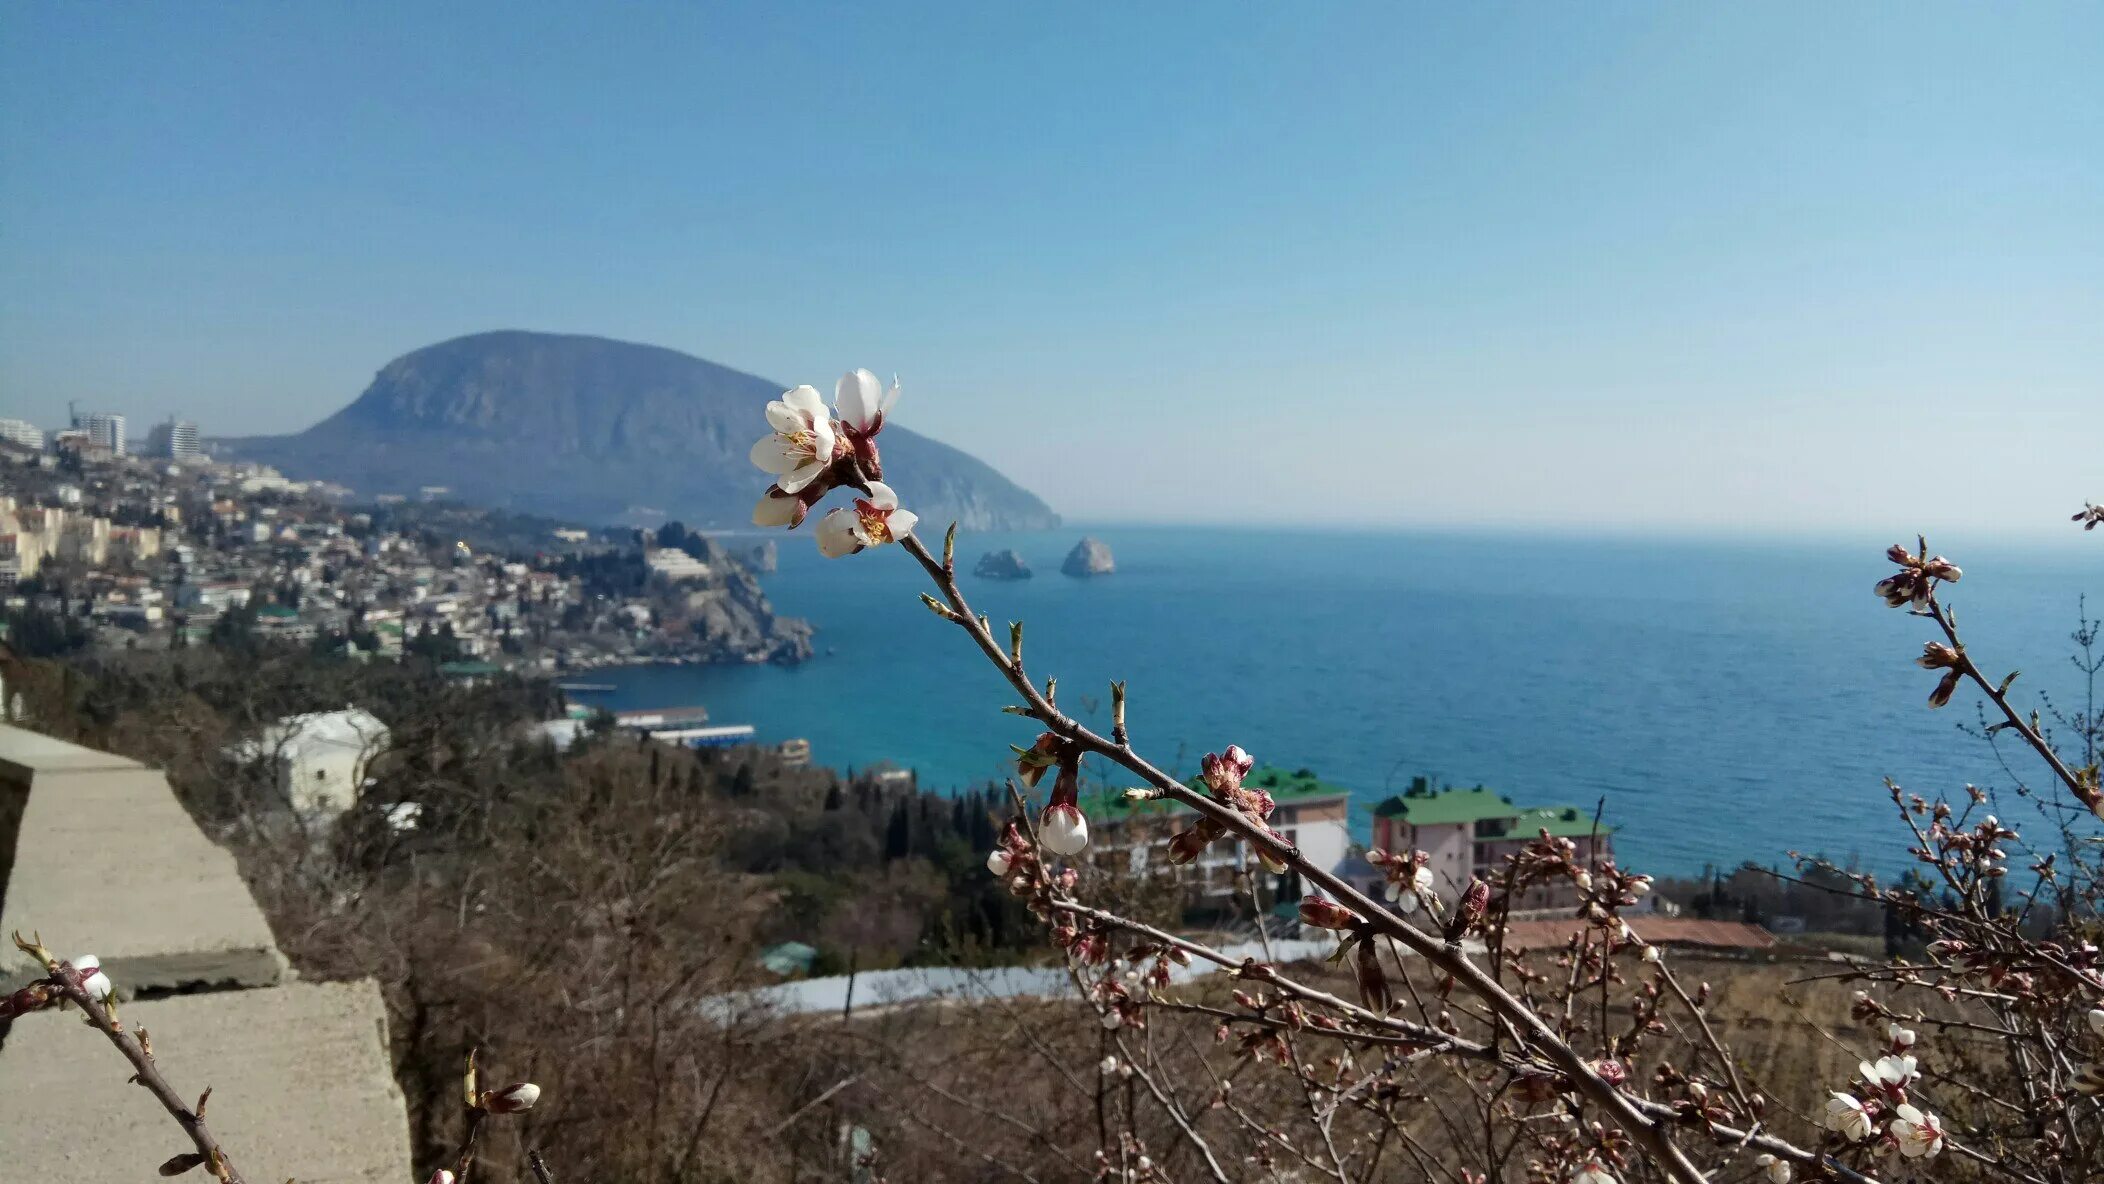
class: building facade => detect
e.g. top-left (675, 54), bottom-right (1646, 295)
top-left (0, 419), bottom-right (44, 452)
top-left (76, 411), bottom-right (127, 456)
top-left (1372, 779), bottom-right (1615, 913)
top-left (147, 418), bottom-right (201, 461)
top-left (234, 708), bottom-right (392, 818)
top-left (1090, 765), bottom-right (1356, 904)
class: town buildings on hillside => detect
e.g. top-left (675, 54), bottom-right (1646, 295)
top-left (1085, 767), bottom-right (1617, 920)
top-left (0, 426), bottom-right (806, 669)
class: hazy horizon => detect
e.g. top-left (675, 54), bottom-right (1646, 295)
top-left (2, 3), bottom-right (2098, 536)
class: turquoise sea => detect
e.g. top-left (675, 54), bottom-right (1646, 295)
top-left (572, 527), bottom-right (2101, 877)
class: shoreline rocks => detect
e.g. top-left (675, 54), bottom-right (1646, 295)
top-left (973, 549), bottom-right (1033, 580)
top-left (1061, 537), bottom-right (1115, 578)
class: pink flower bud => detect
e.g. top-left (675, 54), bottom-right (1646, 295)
top-left (1297, 894), bottom-right (1356, 930)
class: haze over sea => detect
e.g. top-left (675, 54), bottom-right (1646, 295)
top-left (576, 527), bottom-right (2100, 877)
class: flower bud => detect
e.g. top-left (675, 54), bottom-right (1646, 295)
top-left (427, 1172), bottom-right (459, 1184)
top-left (73, 954), bottom-right (115, 1002)
top-left (477, 1082), bottom-right (541, 1114)
top-left (158, 1152), bottom-right (208, 1177)
top-left (1297, 894), bottom-right (1356, 930)
top-left (1039, 802), bottom-right (1089, 856)
top-left (986, 849), bottom-right (1012, 876)
top-left (1165, 828), bottom-right (1209, 865)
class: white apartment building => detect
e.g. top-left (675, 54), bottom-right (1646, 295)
top-left (0, 419), bottom-right (44, 451)
top-left (147, 418), bottom-right (201, 461)
top-left (77, 411), bottom-right (127, 456)
top-left (645, 548), bottom-right (712, 581)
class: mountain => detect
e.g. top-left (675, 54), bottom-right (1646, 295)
top-left (224, 331), bottom-right (1060, 531)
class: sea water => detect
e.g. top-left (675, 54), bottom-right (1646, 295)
top-left (574, 526), bottom-right (2101, 876)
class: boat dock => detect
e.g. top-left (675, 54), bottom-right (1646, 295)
top-left (611, 706), bottom-right (757, 750)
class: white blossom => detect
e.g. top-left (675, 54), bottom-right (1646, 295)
top-left (748, 386), bottom-right (837, 494)
top-left (1824, 1092), bottom-right (1873, 1140)
top-left (1570, 1162), bottom-right (1618, 1184)
top-left (816, 481), bottom-right (919, 558)
top-left (1039, 801), bottom-right (1089, 856)
top-left (1888, 1102), bottom-right (1944, 1158)
top-left (1753, 1153), bottom-right (1790, 1184)
top-left (479, 1082), bottom-right (541, 1113)
top-left (1860, 1053), bottom-right (1919, 1092)
top-left (752, 488), bottom-right (804, 528)
top-left (987, 849), bottom-right (1012, 876)
top-left (835, 369), bottom-right (900, 435)
top-left (1886, 1022), bottom-right (1916, 1048)
top-left (73, 954), bottom-right (114, 1002)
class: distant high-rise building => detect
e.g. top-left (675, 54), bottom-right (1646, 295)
top-left (147, 417), bottom-right (201, 460)
top-left (0, 418), bottom-right (43, 452)
top-left (71, 408), bottom-right (127, 456)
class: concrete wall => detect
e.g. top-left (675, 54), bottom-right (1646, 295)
top-left (0, 724), bottom-right (413, 1181)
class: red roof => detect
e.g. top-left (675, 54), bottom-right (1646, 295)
top-left (1500, 917), bottom-right (1777, 953)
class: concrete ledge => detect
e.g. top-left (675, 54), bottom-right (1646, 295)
top-left (0, 725), bottom-right (146, 787)
top-left (0, 979), bottom-right (413, 1183)
top-left (0, 760), bottom-right (284, 993)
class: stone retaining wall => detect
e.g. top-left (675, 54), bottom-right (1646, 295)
top-left (0, 724), bottom-right (413, 1181)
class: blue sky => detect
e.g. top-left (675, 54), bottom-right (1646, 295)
top-left (2, 3), bottom-right (2098, 533)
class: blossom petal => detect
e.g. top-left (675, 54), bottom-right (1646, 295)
top-left (750, 436), bottom-right (803, 475)
top-left (864, 481), bottom-right (899, 510)
top-left (837, 369), bottom-right (883, 429)
top-left (886, 509), bottom-right (919, 539)
top-left (816, 509), bottom-right (863, 557)
top-left (781, 385), bottom-right (826, 418)
top-left (765, 400), bottom-right (806, 434)
top-left (753, 491), bottom-right (799, 527)
top-left (774, 459), bottom-right (827, 495)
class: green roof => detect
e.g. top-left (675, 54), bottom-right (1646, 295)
top-left (1373, 787), bottom-right (1616, 838)
top-left (1086, 764), bottom-right (1352, 820)
top-left (1373, 786), bottom-right (1515, 825)
top-left (1513, 805), bottom-right (1615, 839)
top-left (255, 605), bottom-right (299, 619)
top-left (438, 660), bottom-right (503, 677)
top-left (759, 941), bottom-right (818, 976)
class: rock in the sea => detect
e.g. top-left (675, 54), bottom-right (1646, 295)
top-left (1061, 537), bottom-right (1115, 577)
top-left (974, 549), bottom-right (1033, 580)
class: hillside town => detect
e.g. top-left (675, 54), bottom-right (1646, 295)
top-left (0, 412), bottom-right (811, 669)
